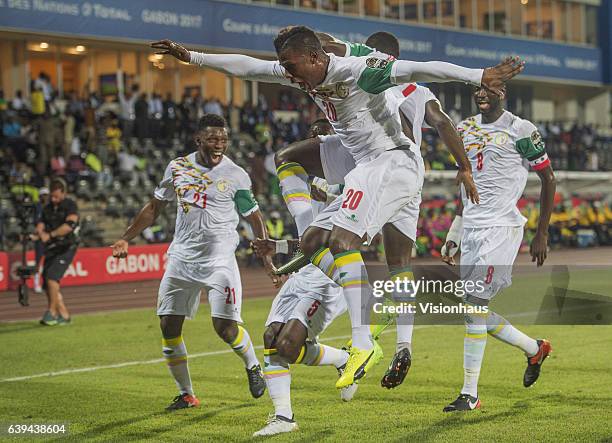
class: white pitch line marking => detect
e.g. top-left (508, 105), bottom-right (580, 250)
top-left (2, 327), bottom-right (438, 383)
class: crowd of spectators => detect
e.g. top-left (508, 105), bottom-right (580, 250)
top-left (411, 196), bottom-right (612, 259)
top-left (1, 75), bottom-right (611, 260)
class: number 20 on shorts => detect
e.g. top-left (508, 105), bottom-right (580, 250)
top-left (342, 189), bottom-right (363, 210)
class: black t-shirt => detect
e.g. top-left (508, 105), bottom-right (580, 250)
top-left (40, 198), bottom-right (79, 249)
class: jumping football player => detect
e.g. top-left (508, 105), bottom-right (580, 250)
top-left (272, 30), bottom-right (480, 390)
top-left (440, 85), bottom-right (555, 412)
top-left (111, 114), bottom-right (274, 410)
top-left (151, 29), bottom-right (522, 388)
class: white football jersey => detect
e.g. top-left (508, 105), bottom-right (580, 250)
top-left (396, 84), bottom-right (439, 147)
top-left (155, 153), bottom-right (258, 262)
top-left (457, 110), bottom-right (549, 228)
top-left (306, 53), bottom-right (418, 164)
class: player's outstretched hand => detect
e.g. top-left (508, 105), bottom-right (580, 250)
top-left (482, 56), bottom-right (525, 97)
top-left (530, 232), bottom-right (548, 267)
top-left (252, 238), bottom-right (276, 257)
top-left (456, 169), bottom-right (479, 204)
top-left (150, 40), bottom-right (190, 63)
top-left (110, 239), bottom-right (129, 259)
top-left (441, 241), bottom-right (458, 266)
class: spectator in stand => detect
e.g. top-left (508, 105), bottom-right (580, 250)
top-left (266, 211), bottom-right (284, 240)
top-left (178, 93), bottom-right (192, 142)
top-left (134, 93), bottom-right (149, 146)
top-left (11, 90), bottom-right (27, 112)
top-left (62, 109), bottom-right (76, 161)
top-left (34, 72), bottom-right (53, 102)
top-left (37, 109), bottom-right (61, 173)
top-left (117, 147), bottom-right (138, 184)
top-left (31, 85), bottom-right (45, 117)
top-left (2, 113), bottom-right (21, 138)
top-left (203, 97), bottom-right (223, 116)
top-left (118, 85), bottom-right (138, 143)
top-left (106, 119), bottom-right (122, 154)
top-left (149, 93), bottom-right (163, 142)
top-left (162, 92), bottom-right (177, 143)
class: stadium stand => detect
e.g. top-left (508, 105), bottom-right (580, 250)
top-left (1, 85), bottom-right (610, 259)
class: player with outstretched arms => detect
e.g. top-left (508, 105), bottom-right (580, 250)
top-left (271, 31), bottom-right (480, 390)
top-left (111, 114), bottom-right (275, 411)
top-left (440, 85), bottom-right (555, 412)
top-left (152, 28), bottom-right (523, 388)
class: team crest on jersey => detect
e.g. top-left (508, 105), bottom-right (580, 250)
top-left (216, 179), bottom-right (230, 193)
top-left (494, 132), bottom-right (509, 145)
top-left (311, 82), bottom-right (349, 100)
top-left (366, 57), bottom-right (388, 69)
top-left (336, 82), bottom-right (349, 99)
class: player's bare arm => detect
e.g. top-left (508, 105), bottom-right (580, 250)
top-left (316, 32), bottom-right (348, 56)
top-left (111, 198), bottom-right (168, 258)
top-left (531, 165), bottom-right (556, 266)
top-left (442, 198), bottom-right (463, 266)
top-left (252, 238), bottom-right (300, 257)
top-left (245, 209), bottom-right (282, 287)
top-left (424, 100), bottom-right (479, 205)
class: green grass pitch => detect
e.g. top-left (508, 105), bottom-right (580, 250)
top-left (1, 296), bottom-right (611, 442)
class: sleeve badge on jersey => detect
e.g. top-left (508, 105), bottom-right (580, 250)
top-left (366, 57), bottom-right (388, 69)
top-left (531, 130), bottom-right (544, 148)
top-left (335, 82), bottom-right (349, 99)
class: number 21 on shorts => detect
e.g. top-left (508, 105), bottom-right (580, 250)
top-left (225, 287), bottom-right (236, 304)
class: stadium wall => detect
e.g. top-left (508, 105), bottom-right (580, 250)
top-left (0, 243), bottom-right (170, 292)
top-left (0, 0), bottom-right (604, 84)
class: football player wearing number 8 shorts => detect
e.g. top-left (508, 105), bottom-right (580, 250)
top-left (440, 85), bottom-right (556, 412)
top-left (111, 114), bottom-right (276, 411)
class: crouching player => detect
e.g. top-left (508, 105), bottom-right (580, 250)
top-left (111, 114), bottom-right (275, 410)
top-left (250, 181), bottom-right (357, 437)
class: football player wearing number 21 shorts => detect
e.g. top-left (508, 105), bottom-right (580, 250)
top-left (111, 114), bottom-right (276, 411)
top-left (441, 85), bottom-right (555, 412)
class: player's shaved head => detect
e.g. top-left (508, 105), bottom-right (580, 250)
top-left (366, 32), bottom-right (400, 58)
top-left (198, 113), bottom-right (227, 131)
top-left (308, 118), bottom-right (333, 137)
top-left (274, 26), bottom-right (322, 56)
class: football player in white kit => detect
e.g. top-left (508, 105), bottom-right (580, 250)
top-left (440, 85), bottom-right (555, 412)
top-left (111, 114), bottom-right (275, 410)
top-left (151, 29), bottom-right (522, 387)
top-left (272, 31), bottom-right (480, 390)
